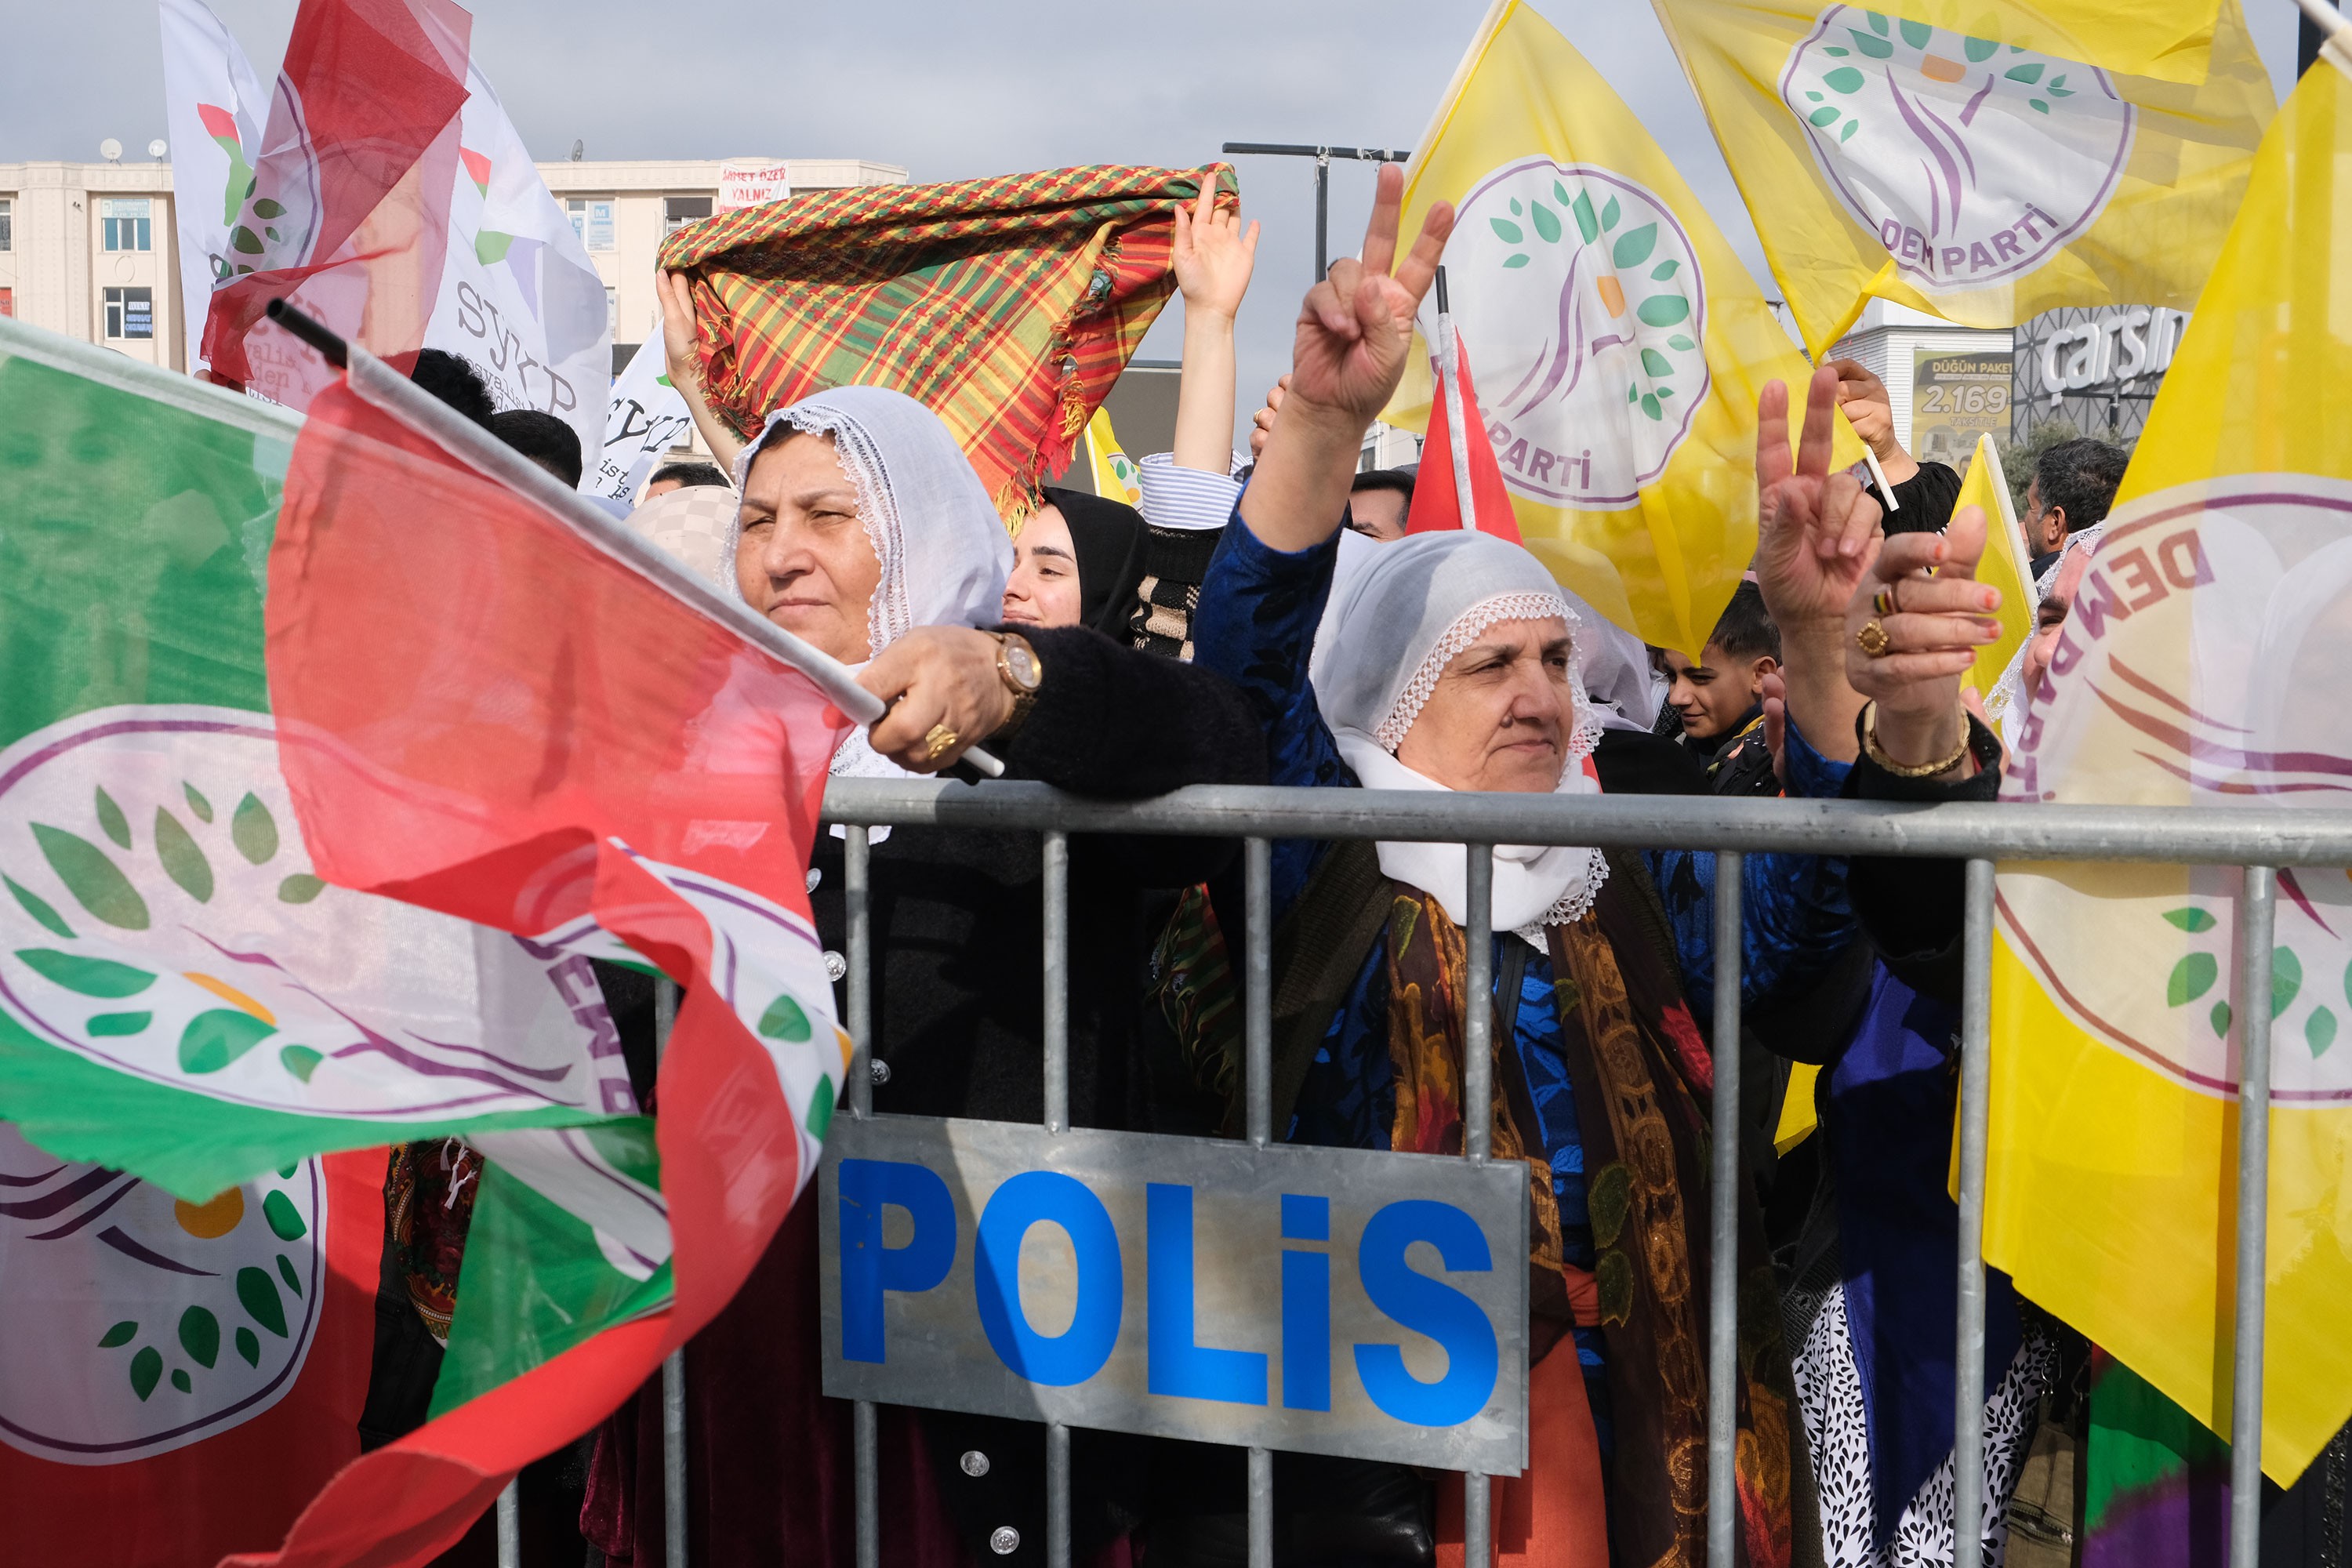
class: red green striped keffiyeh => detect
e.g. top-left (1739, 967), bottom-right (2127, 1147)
top-left (658, 164), bottom-right (1235, 522)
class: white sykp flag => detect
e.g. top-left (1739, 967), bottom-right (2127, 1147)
top-left (428, 64), bottom-right (611, 474)
top-left (590, 335), bottom-right (697, 503)
top-left (157, 0), bottom-right (269, 376)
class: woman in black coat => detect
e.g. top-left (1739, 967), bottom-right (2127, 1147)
top-left (586, 389), bottom-right (1264, 1568)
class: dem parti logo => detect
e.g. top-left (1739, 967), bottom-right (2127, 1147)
top-left (1446, 159), bottom-right (1709, 511)
top-left (1780, 5), bottom-right (2134, 289)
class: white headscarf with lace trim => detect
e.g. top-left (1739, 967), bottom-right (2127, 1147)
top-left (727, 387), bottom-right (1012, 779)
top-left (1314, 530), bottom-right (1608, 935)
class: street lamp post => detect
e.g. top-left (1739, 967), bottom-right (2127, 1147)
top-left (1219, 143), bottom-right (1412, 281)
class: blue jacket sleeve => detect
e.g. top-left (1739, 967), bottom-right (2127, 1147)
top-left (1644, 720), bottom-right (1858, 1020)
top-left (1190, 506), bottom-right (1355, 916)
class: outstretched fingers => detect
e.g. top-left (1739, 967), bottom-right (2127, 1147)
top-left (1359, 163), bottom-right (1404, 279)
top-left (1391, 200), bottom-right (1456, 314)
top-left (1755, 379), bottom-right (1793, 493)
top-left (1795, 362), bottom-right (1839, 481)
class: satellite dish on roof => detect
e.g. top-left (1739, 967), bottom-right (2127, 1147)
top-left (99, 138), bottom-right (122, 163)
top-left (148, 140), bottom-right (168, 160)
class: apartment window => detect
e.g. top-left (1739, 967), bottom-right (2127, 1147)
top-left (102, 198), bottom-right (153, 253)
top-left (662, 196), bottom-right (712, 236)
top-left (0, 198), bottom-right (13, 252)
top-left (568, 197), bottom-right (615, 252)
top-left (104, 286), bottom-right (154, 340)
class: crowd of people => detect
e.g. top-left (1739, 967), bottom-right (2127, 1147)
top-left (354, 170), bottom-right (2271, 1568)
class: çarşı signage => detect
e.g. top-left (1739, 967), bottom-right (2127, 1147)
top-left (2029, 305), bottom-right (2188, 407)
top-left (820, 1116), bottom-right (1530, 1475)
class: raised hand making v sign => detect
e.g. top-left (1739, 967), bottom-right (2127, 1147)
top-left (1748, 364), bottom-right (1886, 761)
top-left (1239, 165), bottom-right (1454, 553)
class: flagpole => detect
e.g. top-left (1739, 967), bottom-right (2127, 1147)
top-left (1434, 267), bottom-right (1479, 534)
top-left (2293, 0), bottom-right (2352, 74)
top-left (1857, 432), bottom-right (1900, 514)
top-left (264, 301), bottom-right (1004, 778)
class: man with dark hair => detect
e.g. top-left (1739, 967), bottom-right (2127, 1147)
top-left (406, 348), bottom-right (495, 427)
top-left (1345, 467), bottom-right (1414, 541)
top-left (2025, 436), bottom-right (2129, 576)
top-left (1661, 580), bottom-right (1785, 793)
top-left (643, 459), bottom-right (731, 499)
top-left (488, 408), bottom-right (584, 489)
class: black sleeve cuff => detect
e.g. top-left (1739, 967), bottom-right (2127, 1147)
top-left (989, 625), bottom-right (1268, 800)
top-left (1874, 459), bottom-right (1963, 537)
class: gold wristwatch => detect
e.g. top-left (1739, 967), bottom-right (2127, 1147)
top-left (987, 631), bottom-right (1044, 739)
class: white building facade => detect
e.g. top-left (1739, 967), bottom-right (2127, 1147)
top-left (0, 156), bottom-right (904, 380)
top-left (1828, 299), bottom-right (2014, 470)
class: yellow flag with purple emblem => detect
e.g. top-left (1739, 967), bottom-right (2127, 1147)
top-left (1385, 0), bottom-right (1849, 658)
top-left (1986, 58), bottom-right (2352, 1485)
top-left (1653, 0), bottom-right (2274, 360)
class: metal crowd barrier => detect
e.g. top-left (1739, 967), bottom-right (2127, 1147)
top-left (510, 781), bottom-right (2352, 1568)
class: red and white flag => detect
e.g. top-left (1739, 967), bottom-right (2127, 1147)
top-left (221, 348), bottom-right (853, 1566)
top-left (198, 0), bottom-right (471, 407)
top-left (159, 0), bottom-right (271, 377)
top-left (1406, 329), bottom-right (1523, 543)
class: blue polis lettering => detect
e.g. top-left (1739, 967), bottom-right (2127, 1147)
top-left (1353, 1200), bottom-right (1499, 1427)
top-left (833, 1165), bottom-right (1502, 1427)
top-left (837, 1159), bottom-right (956, 1363)
top-left (974, 1171), bottom-right (1123, 1386)
top-left (1281, 1193), bottom-right (1332, 1412)
top-left (1148, 1183), bottom-right (1269, 1404)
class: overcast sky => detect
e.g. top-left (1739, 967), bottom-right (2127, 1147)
top-left (3, 0), bottom-right (2308, 441)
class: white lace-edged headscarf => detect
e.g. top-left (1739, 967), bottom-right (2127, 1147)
top-left (727, 387), bottom-right (1012, 779)
top-left (1313, 530), bottom-right (1609, 938)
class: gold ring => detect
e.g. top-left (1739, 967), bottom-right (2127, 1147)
top-left (922, 723), bottom-right (960, 764)
top-left (1872, 583), bottom-right (1900, 617)
top-left (1856, 619), bottom-right (1891, 658)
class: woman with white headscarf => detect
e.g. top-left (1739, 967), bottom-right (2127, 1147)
top-left (1156, 169), bottom-right (1875, 1568)
top-left (589, 385), bottom-right (1267, 1568)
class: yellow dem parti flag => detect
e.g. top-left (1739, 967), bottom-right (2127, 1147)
top-left (1653, 0), bottom-right (2274, 359)
top-left (1385, 0), bottom-right (1848, 657)
top-left (1083, 406), bottom-right (1142, 506)
top-left (1986, 60), bottom-right (2352, 1485)
top-left (1951, 433), bottom-right (2034, 713)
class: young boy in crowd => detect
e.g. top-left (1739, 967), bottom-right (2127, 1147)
top-left (1661, 581), bottom-right (1783, 796)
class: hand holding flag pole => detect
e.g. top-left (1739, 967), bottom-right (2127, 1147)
top-left (1853, 419), bottom-right (1900, 513)
top-left (264, 299), bottom-right (1005, 779)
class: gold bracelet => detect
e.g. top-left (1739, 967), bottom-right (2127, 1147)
top-left (1861, 700), bottom-right (1973, 779)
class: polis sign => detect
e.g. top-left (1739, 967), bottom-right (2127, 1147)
top-left (819, 1116), bottom-right (1531, 1474)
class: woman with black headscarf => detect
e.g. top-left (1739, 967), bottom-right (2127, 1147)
top-left (1000, 486), bottom-right (1151, 634)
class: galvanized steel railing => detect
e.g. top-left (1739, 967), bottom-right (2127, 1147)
top-left (510, 780), bottom-right (2348, 1568)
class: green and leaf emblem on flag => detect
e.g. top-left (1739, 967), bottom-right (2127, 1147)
top-left (0, 315), bottom-right (853, 1566)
